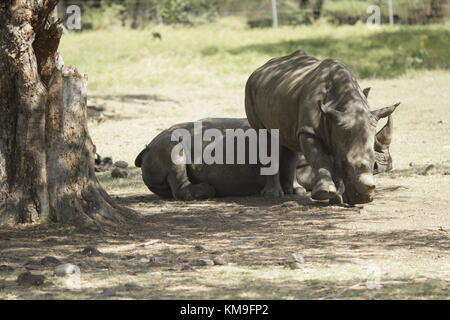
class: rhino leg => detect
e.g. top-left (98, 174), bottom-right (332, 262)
top-left (296, 153), bottom-right (316, 191)
top-left (261, 171), bottom-right (284, 198)
top-left (299, 134), bottom-right (337, 201)
top-left (280, 146), bottom-right (305, 195)
top-left (167, 166), bottom-right (216, 201)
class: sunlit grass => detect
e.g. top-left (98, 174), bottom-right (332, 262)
top-left (60, 20), bottom-right (450, 94)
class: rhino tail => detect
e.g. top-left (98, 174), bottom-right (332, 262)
top-left (134, 147), bottom-right (149, 168)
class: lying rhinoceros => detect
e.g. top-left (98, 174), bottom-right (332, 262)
top-left (245, 50), bottom-right (400, 204)
top-left (135, 117), bottom-right (394, 202)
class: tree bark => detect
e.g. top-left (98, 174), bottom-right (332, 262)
top-left (0, 0), bottom-right (136, 229)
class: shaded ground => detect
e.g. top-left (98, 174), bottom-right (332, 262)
top-left (0, 171), bottom-right (449, 299)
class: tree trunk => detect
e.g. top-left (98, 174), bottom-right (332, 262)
top-left (0, 0), bottom-right (136, 229)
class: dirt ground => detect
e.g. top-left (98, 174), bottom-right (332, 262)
top-left (0, 71), bottom-right (449, 300)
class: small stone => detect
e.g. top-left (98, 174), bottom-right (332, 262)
top-left (54, 263), bottom-right (80, 277)
top-left (409, 162), bottom-right (414, 167)
top-left (40, 256), bottom-right (61, 267)
top-left (288, 262), bottom-right (304, 270)
top-left (194, 245), bottom-right (206, 251)
top-left (292, 253), bottom-right (305, 264)
top-left (17, 272), bottom-right (45, 286)
top-left (101, 288), bottom-right (117, 297)
top-left (359, 208), bottom-right (368, 215)
top-left (102, 157), bottom-right (113, 166)
top-left (181, 265), bottom-right (196, 271)
top-left (123, 283), bottom-right (143, 291)
top-left (194, 259), bottom-right (214, 267)
top-left (422, 164), bottom-right (437, 176)
top-left (0, 265), bottom-right (14, 273)
top-left (114, 161), bottom-right (129, 169)
top-left (111, 168), bottom-right (128, 179)
top-left (24, 260), bottom-right (41, 270)
top-left (213, 255), bottom-right (229, 266)
top-left (81, 247), bottom-right (102, 257)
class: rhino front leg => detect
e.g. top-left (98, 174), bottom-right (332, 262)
top-left (299, 134), bottom-right (337, 201)
top-left (280, 146), bottom-right (305, 195)
top-left (167, 166), bottom-right (216, 201)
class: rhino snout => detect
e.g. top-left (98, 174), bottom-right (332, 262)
top-left (356, 173), bottom-right (376, 194)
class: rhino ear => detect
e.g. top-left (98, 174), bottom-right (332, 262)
top-left (363, 87), bottom-right (371, 98)
top-left (319, 101), bottom-right (346, 124)
top-left (375, 116), bottom-right (393, 151)
top-left (372, 102), bottom-right (400, 120)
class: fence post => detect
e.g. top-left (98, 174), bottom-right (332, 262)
top-left (271, 0), bottom-right (279, 28)
top-left (388, 0), bottom-right (394, 25)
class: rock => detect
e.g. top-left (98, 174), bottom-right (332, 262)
top-left (213, 255), bottom-right (229, 266)
top-left (81, 247), bottom-right (102, 257)
top-left (40, 256), bottom-right (61, 267)
top-left (422, 164), bottom-right (437, 176)
top-left (409, 162), bottom-right (414, 167)
top-left (0, 265), bottom-right (14, 273)
top-left (114, 161), bottom-right (129, 169)
top-left (288, 262), bottom-right (304, 270)
top-left (95, 154), bottom-right (113, 172)
top-left (194, 244), bottom-right (206, 251)
top-left (24, 260), bottom-right (41, 271)
top-left (194, 259), bottom-right (214, 267)
top-left (54, 263), bottom-right (80, 277)
top-left (123, 283), bottom-right (143, 292)
top-left (17, 272), bottom-right (45, 286)
top-left (111, 168), bottom-right (128, 179)
top-left (292, 253), bottom-right (305, 264)
top-left (101, 288), bottom-right (117, 297)
top-left (181, 265), bottom-right (196, 271)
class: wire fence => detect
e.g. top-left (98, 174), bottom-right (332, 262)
top-left (55, 0), bottom-right (450, 30)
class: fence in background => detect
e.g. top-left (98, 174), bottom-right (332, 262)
top-left (55, 0), bottom-right (450, 30)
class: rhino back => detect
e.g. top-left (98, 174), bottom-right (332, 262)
top-left (245, 50), bottom-right (367, 151)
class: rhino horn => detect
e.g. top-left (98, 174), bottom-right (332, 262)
top-left (372, 102), bottom-right (401, 120)
top-left (363, 87), bottom-right (371, 98)
top-left (375, 116), bottom-right (393, 150)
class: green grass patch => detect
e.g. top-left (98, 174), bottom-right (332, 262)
top-left (60, 22), bottom-right (450, 94)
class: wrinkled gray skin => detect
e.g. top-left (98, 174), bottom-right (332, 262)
top-left (135, 117), bottom-right (394, 202)
top-left (245, 50), bottom-right (400, 204)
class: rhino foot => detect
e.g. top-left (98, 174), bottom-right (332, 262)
top-left (311, 180), bottom-right (337, 201)
top-left (261, 185), bottom-right (285, 198)
top-left (189, 183), bottom-right (216, 200)
top-left (175, 183), bottom-right (216, 201)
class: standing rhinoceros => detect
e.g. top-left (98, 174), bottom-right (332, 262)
top-left (135, 117), bottom-right (395, 202)
top-left (245, 50), bottom-right (400, 204)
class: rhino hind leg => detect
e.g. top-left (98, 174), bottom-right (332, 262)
top-left (299, 134), bottom-right (337, 201)
top-left (167, 170), bottom-right (216, 201)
